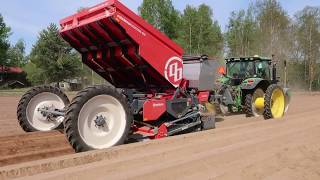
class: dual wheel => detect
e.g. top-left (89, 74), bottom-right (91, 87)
top-left (17, 85), bottom-right (132, 152)
top-left (245, 84), bottom-right (286, 119)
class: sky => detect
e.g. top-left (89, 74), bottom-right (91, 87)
top-left (0, 0), bottom-right (319, 54)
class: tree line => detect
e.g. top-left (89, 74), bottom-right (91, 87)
top-left (0, 0), bottom-right (319, 90)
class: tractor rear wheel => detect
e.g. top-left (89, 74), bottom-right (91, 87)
top-left (264, 84), bottom-right (285, 119)
top-left (17, 85), bottom-right (69, 132)
top-left (64, 85), bottom-right (132, 152)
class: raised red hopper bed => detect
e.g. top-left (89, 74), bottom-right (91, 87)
top-left (60, 0), bottom-right (184, 89)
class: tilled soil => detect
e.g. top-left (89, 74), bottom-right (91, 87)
top-left (0, 93), bottom-right (319, 180)
top-left (0, 97), bottom-right (24, 137)
top-left (0, 97), bottom-right (73, 168)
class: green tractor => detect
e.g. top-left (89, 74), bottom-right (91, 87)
top-left (215, 56), bottom-right (291, 119)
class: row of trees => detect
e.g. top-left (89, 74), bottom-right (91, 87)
top-left (0, 15), bottom-right (100, 87)
top-left (224, 0), bottom-right (320, 90)
top-left (0, 15), bottom-right (27, 68)
top-left (25, 24), bottom-right (82, 84)
top-left (0, 0), bottom-right (319, 90)
top-left (139, 0), bottom-right (223, 57)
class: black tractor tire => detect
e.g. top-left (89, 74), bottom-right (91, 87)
top-left (264, 84), bottom-right (285, 120)
top-left (244, 94), bottom-right (254, 117)
top-left (201, 116), bottom-right (216, 130)
top-left (64, 85), bottom-right (132, 153)
top-left (17, 85), bottom-right (70, 132)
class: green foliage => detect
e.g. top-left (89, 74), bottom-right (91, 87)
top-left (177, 4), bottom-right (223, 57)
top-left (139, 1), bottom-right (223, 57)
top-left (139, 0), bottom-right (180, 39)
top-left (28, 24), bottom-right (82, 84)
top-left (293, 6), bottom-right (320, 91)
top-left (287, 61), bottom-right (307, 90)
top-left (226, 0), bottom-right (290, 57)
top-left (7, 39), bottom-right (26, 67)
top-left (23, 61), bottom-right (45, 85)
top-left (0, 14), bottom-right (11, 67)
top-left (225, 7), bottom-right (259, 57)
top-left (255, 0), bottom-right (290, 56)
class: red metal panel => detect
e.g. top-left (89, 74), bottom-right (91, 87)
top-left (198, 91), bottom-right (210, 103)
top-left (114, 1), bottom-right (184, 87)
top-left (143, 99), bottom-right (167, 121)
top-left (59, 0), bottom-right (184, 89)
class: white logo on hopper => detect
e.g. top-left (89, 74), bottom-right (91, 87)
top-left (164, 57), bottom-right (183, 87)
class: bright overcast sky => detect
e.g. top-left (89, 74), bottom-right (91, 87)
top-left (0, 0), bottom-right (319, 53)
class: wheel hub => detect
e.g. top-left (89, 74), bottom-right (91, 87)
top-left (39, 105), bottom-right (54, 117)
top-left (270, 89), bottom-right (285, 118)
top-left (94, 115), bottom-right (107, 127)
top-left (251, 88), bottom-right (265, 116)
top-left (254, 97), bottom-right (264, 109)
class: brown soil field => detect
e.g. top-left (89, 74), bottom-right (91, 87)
top-left (0, 93), bottom-right (319, 180)
top-left (0, 97), bottom-right (73, 168)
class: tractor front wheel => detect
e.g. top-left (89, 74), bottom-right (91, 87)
top-left (264, 85), bottom-right (285, 119)
top-left (64, 85), bottom-right (132, 152)
top-left (245, 88), bottom-right (265, 117)
top-left (244, 94), bottom-right (254, 117)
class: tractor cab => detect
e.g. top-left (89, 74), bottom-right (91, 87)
top-left (224, 56), bottom-right (273, 86)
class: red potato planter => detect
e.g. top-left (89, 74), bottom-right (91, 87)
top-left (17, 0), bottom-right (218, 152)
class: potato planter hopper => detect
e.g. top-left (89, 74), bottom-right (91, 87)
top-left (60, 0), bottom-right (184, 89)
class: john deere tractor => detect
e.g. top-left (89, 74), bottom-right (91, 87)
top-left (215, 56), bottom-right (290, 119)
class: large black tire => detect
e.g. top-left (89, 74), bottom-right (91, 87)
top-left (264, 84), bottom-right (285, 120)
top-left (64, 85), bottom-right (132, 153)
top-left (17, 85), bottom-right (69, 132)
top-left (244, 94), bottom-right (254, 117)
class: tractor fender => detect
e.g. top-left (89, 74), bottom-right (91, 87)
top-left (241, 78), bottom-right (270, 90)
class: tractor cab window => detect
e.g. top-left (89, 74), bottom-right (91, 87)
top-left (227, 61), bottom-right (255, 79)
top-left (255, 61), bottom-right (270, 79)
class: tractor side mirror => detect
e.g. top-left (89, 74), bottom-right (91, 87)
top-left (218, 66), bottom-right (226, 76)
